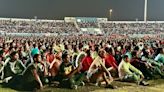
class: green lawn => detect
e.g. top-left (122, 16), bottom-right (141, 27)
top-left (1, 79), bottom-right (164, 92)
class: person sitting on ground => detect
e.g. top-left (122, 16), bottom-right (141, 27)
top-left (58, 50), bottom-right (85, 89)
top-left (7, 43), bottom-right (48, 91)
top-left (155, 48), bottom-right (164, 65)
top-left (141, 50), bottom-right (164, 79)
top-left (1, 51), bottom-right (26, 82)
top-left (131, 51), bottom-right (153, 79)
top-left (118, 55), bottom-right (148, 86)
top-left (81, 49), bottom-right (93, 73)
top-left (125, 45), bottom-right (132, 60)
top-left (104, 47), bottom-right (118, 70)
top-left (48, 48), bottom-right (62, 84)
top-left (87, 50), bottom-right (116, 88)
top-left (14, 53), bottom-right (46, 91)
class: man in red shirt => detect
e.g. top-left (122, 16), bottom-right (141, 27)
top-left (81, 50), bottom-right (93, 72)
top-left (104, 47), bottom-right (118, 70)
top-left (46, 48), bottom-right (55, 64)
top-left (104, 47), bottom-right (118, 78)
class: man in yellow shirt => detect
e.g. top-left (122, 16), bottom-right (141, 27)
top-left (118, 55), bottom-right (149, 86)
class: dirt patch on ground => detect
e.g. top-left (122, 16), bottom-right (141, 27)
top-left (1, 79), bottom-right (164, 92)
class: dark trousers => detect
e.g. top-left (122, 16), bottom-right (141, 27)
top-left (60, 73), bottom-right (85, 88)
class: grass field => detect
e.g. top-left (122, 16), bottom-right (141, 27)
top-left (1, 79), bottom-right (164, 92)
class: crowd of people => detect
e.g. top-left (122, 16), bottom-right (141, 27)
top-left (0, 35), bottom-right (164, 91)
top-left (100, 23), bottom-right (164, 35)
top-left (0, 19), bottom-right (164, 35)
top-left (0, 20), bottom-right (78, 33)
top-left (77, 22), bottom-right (99, 28)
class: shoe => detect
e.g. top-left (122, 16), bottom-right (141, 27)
top-left (71, 85), bottom-right (78, 90)
top-left (80, 82), bottom-right (85, 86)
top-left (105, 84), bottom-right (117, 89)
top-left (139, 81), bottom-right (149, 86)
top-left (94, 82), bottom-right (101, 87)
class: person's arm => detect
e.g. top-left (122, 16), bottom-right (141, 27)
top-left (154, 54), bottom-right (160, 62)
top-left (148, 58), bottom-right (161, 67)
top-left (49, 55), bottom-right (57, 69)
top-left (41, 61), bottom-right (48, 76)
top-left (107, 67), bottom-right (114, 71)
top-left (46, 54), bottom-right (51, 66)
top-left (111, 47), bottom-right (115, 56)
top-left (18, 60), bottom-right (26, 70)
top-left (0, 58), bottom-right (10, 74)
top-left (122, 62), bottom-right (133, 75)
top-left (100, 59), bottom-right (112, 79)
top-left (129, 63), bottom-right (143, 76)
top-left (87, 58), bottom-right (96, 77)
top-left (111, 58), bottom-right (118, 69)
top-left (64, 66), bottom-right (80, 78)
top-left (32, 69), bottom-right (43, 89)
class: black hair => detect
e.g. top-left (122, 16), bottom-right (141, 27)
top-left (33, 44), bottom-right (36, 48)
top-left (131, 51), bottom-right (137, 57)
top-left (62, 50), bottom-right (68, 59)
top-left (65, 45), bottom-right (68, 50)
top-left (98, 50), bottom-right (105, 57)
top-left (10, 51), bottom-right (17, 57)
top-left (73, 46), bottom-right (78, 52)
top-left (134, 46), bottom-right (139, 51)
top-left (105, 47), bottom-right (112, 54)
top-left (125, 45), bottom-right (131, 51)
top-left (95, 45), bottom-right (99, 52)
top-left (142, 50), bottom-right (149, 58)
top-left (33, 54), bottom-right (40, 62)
top-left (122, 55), bottom-right (128, 59)
top-left (78, 44), bottom-right (83, 50)
top-left (86, 50), bottom-right (91, 56)
top-left (156, 48), bottom-right (163, 54)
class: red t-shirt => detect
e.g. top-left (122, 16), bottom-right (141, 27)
top-left (105, 54), bottom-right (118, 69)
top-left (46, 53), bottom-right (55, 63)
top-left (81, 56), bottom-right (93, 72)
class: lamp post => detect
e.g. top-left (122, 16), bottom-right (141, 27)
top-left (109, 9), bottom-right (113, 21)
top-left (144, 0), bottom-right (148, 22)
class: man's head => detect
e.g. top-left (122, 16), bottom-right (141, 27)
top-left (105, 47), bottom-right (112, 54)
top-left (122, 55), bottom-right (130, 63)
top-left (125, 45), bottom-right (131, 52)
top-left (98, 50), bottom-right (105, 58)
top-left (131, 51), bottom-right (137, 58)
top-left (10, 51), bottom-right (19, 61)
top-left (157, 48), bottom-right (164, 54)
top-left (86, 49), bottom-right (91, 56)
top-left (62, 50), bottom-right (70, 63)
top-left (33, 54), bottom-right (42, 63)
top-left (49, 47), bottom-right (54, 54)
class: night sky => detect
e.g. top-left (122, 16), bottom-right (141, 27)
top-left (0, 0), bottom-right (164, 21)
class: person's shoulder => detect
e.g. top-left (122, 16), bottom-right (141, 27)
top-left (88, 56), bottom-right (93, 60)
top-left (67, 62), bottom-right (73, 66)
top-left (27, 63), bottom-right (36, 69)
top-left (60, 62), bottom-right (66, 67)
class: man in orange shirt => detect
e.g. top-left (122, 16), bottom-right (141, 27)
top-left (46, 48), bottom-right (55, 65)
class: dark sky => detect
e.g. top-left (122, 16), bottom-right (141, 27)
top-left (0, 0), bottom-right (164, 21)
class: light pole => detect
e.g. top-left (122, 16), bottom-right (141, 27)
top-left (109, 9), bottom-right (113, 21)
top-left (144, 0), bottom-right (148, 22)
